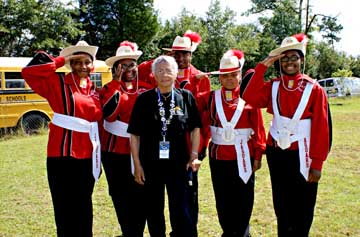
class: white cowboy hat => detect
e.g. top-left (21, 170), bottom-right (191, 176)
top-left (105, 41), bottom-right (143, 67)
top-left (59, 40), bottom-right (98, 59)
top-left (212, 49), bottom-right (245, 75)
top-left (269, 33), bottom-right (308, 56)
top-left (162, 30), bottom-right (202, 52)
top-left (59, 41), bottom-right (98, 69)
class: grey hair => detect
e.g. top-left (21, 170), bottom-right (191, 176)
top-left (151, 55), bottom-right (178, 74)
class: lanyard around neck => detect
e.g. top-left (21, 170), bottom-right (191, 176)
top-left (157, 88), bottom-right (175, 141)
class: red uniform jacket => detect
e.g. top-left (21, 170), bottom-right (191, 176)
top-left (100, 79), bottom-right (154, 154)
top-left (197, 86), bottom-right (266, 161)
top-left (241, 63), bottom-right (331, 170)
top-left (21, 54), bottom-right (103, 159)
top-left (137, 59), bottom-right (156, 86)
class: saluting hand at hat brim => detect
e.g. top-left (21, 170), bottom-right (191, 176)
top-left (261, 54), bottom-right (285, 67)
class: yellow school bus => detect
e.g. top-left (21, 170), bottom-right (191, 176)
top-left (0, 57), bottom-right (112, 134)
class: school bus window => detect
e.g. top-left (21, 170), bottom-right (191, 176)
top-left (5, 72), bottom-right (25, 89)
top-left (90, 73), bottom-right (102, 88)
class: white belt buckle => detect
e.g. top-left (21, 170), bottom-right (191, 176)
top-left (222, 125), bottom-right (235, 142)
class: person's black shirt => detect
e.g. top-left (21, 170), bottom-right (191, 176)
top-left (128, 88), bottom-right (201, 166)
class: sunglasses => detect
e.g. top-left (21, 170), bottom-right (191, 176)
top-left (280, 55), bottom-right (300, 63)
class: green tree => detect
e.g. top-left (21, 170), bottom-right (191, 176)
top-left (348, 56), bottom-right (360, 77)
top-left (332, 69), bottom-right (353, 78)
top-left (318, 15), bottom-right (344, 46)
top-left (247, 0), bottom-right (343, 41)
top-left (203, 0), bottom-right (236, 73)
top-left (258, 0), bottom-right (301, 44)
top-left (154, 8), bottom-right (208, 66)
top-left (314, 42), bottom-right (345, 78)
top-left (245, 0), bottom-right (344, 79)
top-left (79, 0), bottom-right (160, 60)
top-left (0, 0), bottom-right (82, 56)
top-left (229, 24), bottom-right (262, 71)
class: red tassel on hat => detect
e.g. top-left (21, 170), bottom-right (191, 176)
top-left (225, 49), bottom-right (245, 60)
top-left (292, 33), bottom-right (309, 43)
top-left (184, 30), bottom-right (202, 44)
top-left (224, 49), bottom-right (245, 69)
top-left (119, 41), bottom-right (135, 50)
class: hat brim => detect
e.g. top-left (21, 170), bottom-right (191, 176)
top-left (269, 43), bottom-right (305, 56)
top-left (162, 47), bottom-right (193, 52)
top-left (60, 45), bottom-right (98, 69)
top-left (63, 60), bottom-right (108, 71)
top-left (105, 52), bottom-right (142, 67)
top-left (60, 45), bottom-right (98, 59)
top-left (211, 68), bottom-right (241, 75)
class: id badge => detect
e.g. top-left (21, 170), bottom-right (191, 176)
top-left (159, 141), bottom-right (170, 159)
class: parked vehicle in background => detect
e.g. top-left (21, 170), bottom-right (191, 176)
top-left (349, 77), bottom-right (360, 96)
top-left (342, 78), bottom-right (354, 96)
top-left (318, 77), bottom-right (347, 97)
top-left (0, 57), bottom-right (111, 134)
top-left (317, 77), bottom-right (360, 97)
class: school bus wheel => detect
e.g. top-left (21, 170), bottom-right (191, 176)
top-left (19, 113), bottom-right (49, 135)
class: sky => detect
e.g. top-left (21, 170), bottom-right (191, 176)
top-left (153, 0), bottom-right (360, 57)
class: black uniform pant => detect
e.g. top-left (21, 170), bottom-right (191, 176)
top-left (210, 157), bottom-right (254, 237)
top-left (47, 157), bottom-right (95, 237)
top-left (102, 152), bottom-right (146, 237)
top-left (144, 159), bottom-right (197, 237)
top-left (266, 146), bottom-right (318, 237)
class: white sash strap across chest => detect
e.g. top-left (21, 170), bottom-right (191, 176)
top-left (52, 112), bottom-right (101, 181)
top-left (270, 81), bottom-right (313, 180)
top-left (212, 90), bottom-right (253, 183)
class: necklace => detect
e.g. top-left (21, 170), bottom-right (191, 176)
top-left (280, 74), bottom-right (304, 92)
top-left (279, 61), bottom-right (306, 92)
top-left (119, 75), bottom-right (139, 95)
top-left (161, 93), bottom-right (171, 100)
top-left (71, 73), bottom-right (90, 95)
top-left (157, 88), bottom-right (175, 140)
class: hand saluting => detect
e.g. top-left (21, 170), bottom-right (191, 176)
top-left (113, 63), bottom-right (123, 82)
top-left (261, 54), bottom-right (285, 67)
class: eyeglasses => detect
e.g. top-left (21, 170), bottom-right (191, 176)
top-left (280, 55), bottom-right (300, 63)
top-left (121, 63), bottom-right (137, 70)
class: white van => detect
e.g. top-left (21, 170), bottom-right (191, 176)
top-left (318, 77), bottom-right (351, 97)
top-left (349, 77), bottom-right (360, 96)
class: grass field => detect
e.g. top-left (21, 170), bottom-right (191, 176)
top-left (0, 96), bottom-right (359, 236)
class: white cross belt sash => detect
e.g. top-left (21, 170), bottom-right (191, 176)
top-left (103, 120), bottom-right (134, 175)
top-left (269, 117), bottom-right (312, 179)
top-left (271, 81), bottom-right (314, 179)
top-left (211, 126), bottom-right (254, 183)
top-left (103, 120), bottom-right (130, 138)
top-left (214, 89), bottom-right (253, 183)
top-left (52, 112), bottom-right (101, 181)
